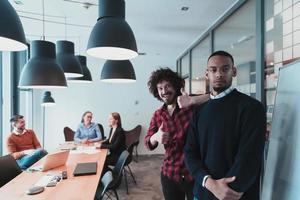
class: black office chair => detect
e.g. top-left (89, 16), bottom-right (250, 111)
top-left (123, 143), bottom-right (137, 194)
top-left (95, 171), bottom-right (113, 200)
top-left (0, 155), bottom-right (22, 187)
top-left (98, 123), bottom-right (106, 140)
top-left (125, 125), bottom-right (141, 162)
top-left (63, 126), bottom-right (75, 141)
top-left (104, 150), bottom-right (129, 200)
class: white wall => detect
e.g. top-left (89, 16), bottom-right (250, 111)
top-left (32, 54), bottom-right (175, 155)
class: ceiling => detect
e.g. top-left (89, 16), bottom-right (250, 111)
top-left (10, 0), bottom-right (237, 67)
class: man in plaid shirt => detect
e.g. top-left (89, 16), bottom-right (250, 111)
top-left (145, 68), bottom-right (208, 200)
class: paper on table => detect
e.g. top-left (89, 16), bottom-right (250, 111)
top-left (70, 146), bottom-right (99, 154)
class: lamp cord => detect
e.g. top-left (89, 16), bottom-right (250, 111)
top-left (42, 0), bottom-right (45, 40)
top-left (65, 16), bottom-right (67, 40)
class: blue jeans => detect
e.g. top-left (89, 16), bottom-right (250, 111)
top-left (16, 148), bottom-right (47, 170)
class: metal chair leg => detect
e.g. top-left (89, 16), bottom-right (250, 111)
top-left (134, 146), bottom-right (139, 162)
top-left (113, 189), bottom-right (119, 200)
top-left (123, 168), bottom-right (129, 194)
top-left (127, 165), bottom-right (137, 185)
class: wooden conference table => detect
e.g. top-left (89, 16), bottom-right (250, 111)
top-left (0, 143), bottom-right (107, 200)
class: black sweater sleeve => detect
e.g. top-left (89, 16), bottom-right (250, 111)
top-left (184, 108), bottom-right (209, 188)
top-left (226, 101), bottom-right (266, 192)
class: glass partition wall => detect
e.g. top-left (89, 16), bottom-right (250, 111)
top-left (177, 0), bottom-right (300, 125)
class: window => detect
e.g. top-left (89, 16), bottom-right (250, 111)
top-left (191, 36), bottom-right (210, 94)
top-left (265, 0), bottom-right (300, 123)
top-left (214, 0), bottom-right (256, 97)
top-left (1, 50), bottom-right (29, 155)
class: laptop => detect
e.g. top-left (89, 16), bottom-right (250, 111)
top-left (29, 150), bottom-right (70, 172)
top-left (73, 162), bottom-right (97, 176)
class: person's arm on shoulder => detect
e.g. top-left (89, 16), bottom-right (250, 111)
top-left (31, 130), bottom-right (42, 149)
top-left (177, 88), bottom-right (209, 108)
top-left (225, 102), bottom-right (266, 193)
top-left (144, 112), bottom-right (159, 150)
top-left (89, 124), bottom-right (102, 142)
top-left (6, 136), bottom-right (24, 160)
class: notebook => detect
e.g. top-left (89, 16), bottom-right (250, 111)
top-left (73, 162), bottom-right (98, 176)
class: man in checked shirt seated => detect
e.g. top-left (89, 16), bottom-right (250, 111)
top-left (144, 68), bottom-right (209, 200)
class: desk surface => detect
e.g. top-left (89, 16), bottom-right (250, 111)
top-left (0, 148), bottom-right (107, 200)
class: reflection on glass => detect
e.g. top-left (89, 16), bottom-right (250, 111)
top-left (262, 61), bottom-right (300, 200)
top-left (265, 0), bottom-right (300, 124)
top-left (181, 53), bottom-right (190, 76)
top-left (191, 36), bottom-right (210, 94)
top-left (214, 0), bottom-right (256, 97)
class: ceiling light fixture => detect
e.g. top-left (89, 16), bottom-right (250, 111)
top-left (100, 60), bottom-right (136, 83)
top-left (0, 0), bottom-right (27, 51)
top-left (68, 55), bottom-right (92, 83)
top-left (18, 0), bottom-right (67, 89)
top-left (56, 40), bottom-right (83, 78)
top-left (41, 91), bottom-right (56, 107)
top-left (56, 17), bottom-right (83, 78)
top-left (87, 0), bottom-right (138, 60)
top-left (181, 7), bottom-right (189, 11)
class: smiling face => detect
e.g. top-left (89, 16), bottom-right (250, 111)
top-left (108, 114), bottom-right (118, 128)
top-left (157, 80), bottom-right (177, 105)
top-left (83, 112), bottom-right (93, 125)
top-left (206, 55), bottom-right (237, 95)
top-left (14, 118), bottom-right (26, 131)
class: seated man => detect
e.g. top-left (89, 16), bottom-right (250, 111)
top-left (6, 115), bottom-right (47, 170)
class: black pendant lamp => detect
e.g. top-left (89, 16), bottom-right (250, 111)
top-left (101, 60), bottom-right (136, 83)
top-left (68, 56), bottom-right (92, 83)
top-left (0, 0), bottom-right (27, 51)
top-left (18, 40), bottom-right (67, 89)
top-left (56, 40), bottom-right (83, 78)
top-left (87, 0), bottom-right (138, 60)
top-left (41, 91), bottom-right (56, 107)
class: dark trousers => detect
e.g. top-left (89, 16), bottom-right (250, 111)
top-left (161, 173), bottom-right (194, 200)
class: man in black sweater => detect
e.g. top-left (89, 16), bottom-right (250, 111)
top-left (184, 51), bottom-right (266, 200)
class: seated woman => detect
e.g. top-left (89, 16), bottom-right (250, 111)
top-left (74, 111), bottom-right (103, 144)
top-left (100, 112), bottom-right (126, 166)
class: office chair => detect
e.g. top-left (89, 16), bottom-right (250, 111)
top-left (97, 123), bottom-right (106, 140)
top-left (63, 127), bottom-right (75, 141)
top-left (104, 150), bottom-right (129, 200)
top-left (0, 155), bottom-right (22, 187)
top-left (123, 143), bottom-right (137, 194)
top-left (95, 171), bottom-right (113, 200)
top-left (125, 125), bottom-right (141, 163)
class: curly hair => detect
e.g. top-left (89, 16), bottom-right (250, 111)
top-left (148, 68), bottom-right (185, 101)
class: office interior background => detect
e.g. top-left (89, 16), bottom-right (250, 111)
top-left (0, 0), bottom-right (299, 157)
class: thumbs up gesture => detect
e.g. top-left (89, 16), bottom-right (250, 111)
top-left (177, 88), bottom-right (191, 108)
top-left (150, 123), bottom-right (171, 145)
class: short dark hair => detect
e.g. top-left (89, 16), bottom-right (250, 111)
top-left (10, 115), bottom-right (24, 123)
top-left (207, 50), bottom-right (234, 65)
top-left (148, 68), bottom-right (184, 101)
